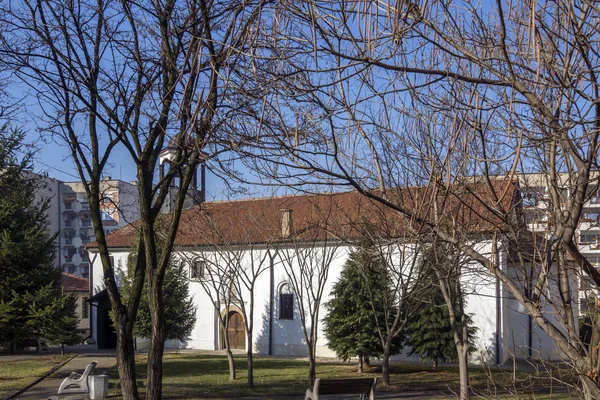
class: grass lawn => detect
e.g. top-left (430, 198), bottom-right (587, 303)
top-left (0, 355), bottom-right (70, 398)
top-left (107, 352), bottom-right (578, 399)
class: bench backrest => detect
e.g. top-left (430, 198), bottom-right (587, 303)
top-left (83, 362), bottom-right (97, 377)
top-left (315, 378), bottom-right (377, 395)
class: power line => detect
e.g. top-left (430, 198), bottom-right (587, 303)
top-left (36, 159), bottom-right (81, 180)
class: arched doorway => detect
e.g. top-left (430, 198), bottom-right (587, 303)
top-left (226, 311), bottom-right (245, 350)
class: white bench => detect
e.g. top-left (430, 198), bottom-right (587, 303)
top-left (57, 361), bottom-right (97, 394)
top-left (305, 377), bottom-right (377, 400)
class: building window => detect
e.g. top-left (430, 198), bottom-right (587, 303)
top-left (580, 234), bottom-right (600, 244)
top-left (190, 260), bottom-right (204, 280)
top-left (279, 283), bottom-right (294, 320)
top-left (82, 297), bottom-right (88, 319)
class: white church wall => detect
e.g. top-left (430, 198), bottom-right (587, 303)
top-left (87, 238), bottom-right (568, 365)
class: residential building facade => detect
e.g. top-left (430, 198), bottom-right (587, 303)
top-left (61, 272), bottom-right (91, 338)
top-left (518, 173), bottom-right (600, 295)
top-left (32, 173), bottom-right (140, 278)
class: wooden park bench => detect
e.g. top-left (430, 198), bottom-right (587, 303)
top-left (305, 377), bottom-right (377, 400)
top-left (16, 338), bottom-right (49, 353)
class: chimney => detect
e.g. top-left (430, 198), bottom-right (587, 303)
top-left (281, 209), bottom-right (292, 238)
top-left (104, 176), bottom-right (111, 181)
top-left (130, 180), bottom-right (137, 186)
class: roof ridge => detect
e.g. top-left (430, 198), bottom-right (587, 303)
top-left (200, 189), bottom-right (358, 205)
top-left (61, 272), bottom-right (89, 281)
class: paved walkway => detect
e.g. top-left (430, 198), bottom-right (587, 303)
top-left (194, 391), bottom-right (451, 399)
top-left (11, 354), bottom-right (115, 400)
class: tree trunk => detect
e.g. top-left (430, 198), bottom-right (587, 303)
top-left (358, 355), bottom-right (364, 374)
top-left (146, 278), bottom-right (166, 400)
top-left (308, 347), bottom-right (316, 387)
top-left (247, 332), bottom-right (253, 387)
top-left (581, 374), bottom-right (600, 400)
top-left (457, 344), bottom-right (470, 400)
top-left (221, 317), bottom-right (236, 380)
top-left (381, 340), bottom-right (391, 387)
top-left (226, 348), bottom-right (236, 381)
top-left (115, 323), bottom-right (140, 400)
top-left (60, 344), bottom-right (64, 356)
top-left (583, 316), bottom-right (600, 399)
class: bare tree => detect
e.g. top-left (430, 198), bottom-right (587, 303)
top-left (180, 247), bottom-right (239, 381)
top-left (221, 0), bottom-right (600, 398)
top-left (277, 214), bottom-right (342, 386)
top-left (183, 204), bottom-right (275, 387)
top-left (366, 230), bottom-right (424, 387)
top-left (416, 238), bottom-right (479, 398)
top-left (0, 0), bottom-right (269, 398)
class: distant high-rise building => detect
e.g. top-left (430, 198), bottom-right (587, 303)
top-left (32, 173), bottom-right (140, 278)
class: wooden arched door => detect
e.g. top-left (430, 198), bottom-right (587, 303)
top-left (227, 311), bottom-right (245, 350)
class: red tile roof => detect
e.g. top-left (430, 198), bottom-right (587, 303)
top-left (87, 180), bottom-right (519, 249)
top-left (61, 273), bottom-right (89, 292)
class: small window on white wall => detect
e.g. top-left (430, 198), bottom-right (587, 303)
top-left (279, 283), bottom-right (294, 320)
top-left (190, 259), bottom-right (204, 280)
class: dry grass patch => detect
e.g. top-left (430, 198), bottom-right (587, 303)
top-left (105, 353), bottom-right (578, 399)
top-left (0, 355), bottom-right (70, 398)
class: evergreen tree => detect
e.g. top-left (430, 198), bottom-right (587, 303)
top-left (120, 237), bottom-right (197, 342)
top-left (0, 126), bottom-right (81, 352)
top-left (406, 245), bottom-right (477, 370)
top-left (324, 229), bottom-right (403, 372)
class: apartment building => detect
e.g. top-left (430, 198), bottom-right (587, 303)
top-left (518, 173), bottom-right (600, 290)
top-left (33, 173), bottom-right (140, 278)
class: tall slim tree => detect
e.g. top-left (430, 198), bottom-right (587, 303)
top-left (1, 1), bottom-right (270, 398)
top-left (324, 228), bottom-right (403, 375)
top-left (279, 210), bottom-right (342, 386)
top-left (407, 244), bottom-right (477, 371)
top-left (0, 127), bottom-right (80, 353)
top-left (120, 235), bottom-right (196, 343)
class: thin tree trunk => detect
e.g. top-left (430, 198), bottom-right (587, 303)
top-left (247, 332), bottom-right (253, 387)
top-left (226, 348), bottom-right (236, 381)
top-left (308, 345), bottom-right (316, 387)
top-left (381, 340), bottom-right (392, 387)
top-left (358, 355), bottom-right (364, 374)
top-left (221, 316), bottom-right (236, 380)
top-left (146, 277), bottom-right (166, 400)
top-left (457, 344), bottom-right (469, 400)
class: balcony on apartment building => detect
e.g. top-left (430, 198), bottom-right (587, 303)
top-left (64, 263), bottom-right (76, 274)
top-left (63, 219), bottom-right (76, 231)
top-left (62, 208), bottom-right (76, 218)
top-left (78, 203), bottom-right (91, 217)
top-left (78, 245), bottom-right (88, 257)
top-left (79, 263), bottom-right (90, 278)
top-left (79, 218), bottom-right (93, 228)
